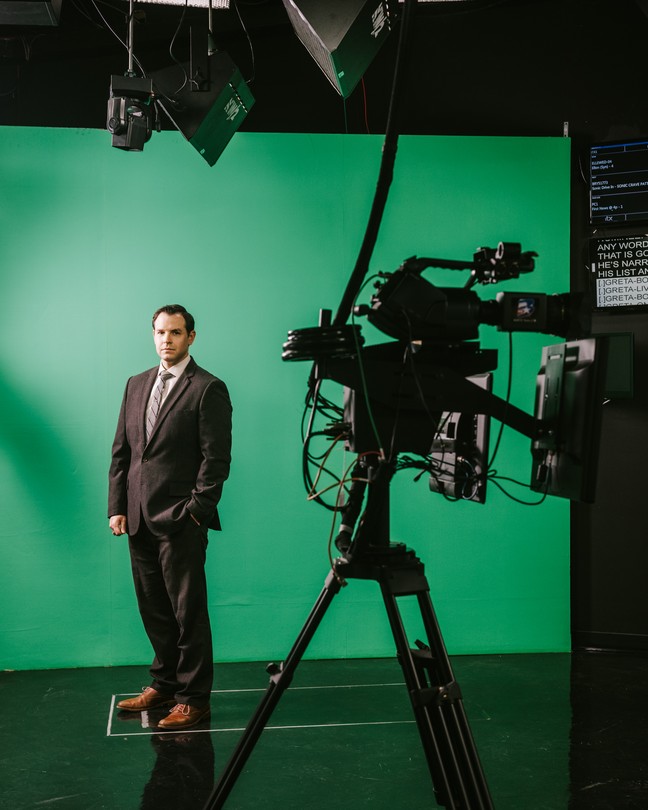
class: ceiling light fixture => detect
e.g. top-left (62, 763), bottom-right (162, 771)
top-left (107, 0), bottom-right (253, 165)
top-left (106, 0), bottom-right (156, 152)
top-left (125, 0), bottom-right (228, 7)
top-left (281, 0), bottom-right (399, 99)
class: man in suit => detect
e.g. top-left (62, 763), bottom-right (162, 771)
top-left (108, 304), bottom-right (232, 730)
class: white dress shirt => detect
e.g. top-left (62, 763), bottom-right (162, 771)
top-left (147, 353), bottom-right (192, 411)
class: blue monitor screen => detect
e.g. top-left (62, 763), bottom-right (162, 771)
top-left (590, 139), bottom-right (648, 225)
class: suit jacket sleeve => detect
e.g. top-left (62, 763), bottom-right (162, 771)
top-left (186, 377), bottom-right (232, 524)
top-left (107, 379), bottom-right (132, 518)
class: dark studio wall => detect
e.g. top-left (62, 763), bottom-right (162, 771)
top-left (2, 0), bottom-right (648, 651)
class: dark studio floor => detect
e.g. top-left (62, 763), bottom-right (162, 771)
top-left (0, 651), bottom-right (646, 810)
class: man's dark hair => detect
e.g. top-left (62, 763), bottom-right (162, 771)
top-left (152, 305), bottom-right (195, 333)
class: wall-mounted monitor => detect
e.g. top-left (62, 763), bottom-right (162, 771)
top-left (590, 234), bottom-right (648, 310)
top-left (590, 139), bottom-right (648, 225)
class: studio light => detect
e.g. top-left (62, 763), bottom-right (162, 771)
top-left (107, 75), bottom-right (155, 151)
top-left (107, 0), bottom-right (253, 166)
top-left (281, 0), bottom-right (400, 98)
top-left (107, 0), bottom-right (158, 153)
top-left (151, 27), bottom-right (254, 167)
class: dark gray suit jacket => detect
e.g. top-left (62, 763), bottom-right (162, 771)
top-left (108, 357), bottom-right (232, 536)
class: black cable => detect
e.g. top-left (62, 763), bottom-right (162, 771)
top-left (232, 0), bottom-right (256, 84)
top-left (332, 0), bottom-right (417, 327)
top-left (297, 0), bottom-right (417, 494)
top-left (68, 0), bottom-right (105, 27)
top-left (299, 379), bottom-right (350, 510)
top-left (487, 475), bottom-right (548, 506)
top-left (88, 0), bottom-right (147, 76)
top-left (168, 0), bottom-right (194, 93)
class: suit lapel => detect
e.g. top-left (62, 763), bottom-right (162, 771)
top-left (145, 359), bottom-right (195, 445)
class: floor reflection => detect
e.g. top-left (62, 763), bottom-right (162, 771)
top-left (1, 654), bottom-right (648, 809)
top-left (140, 731), bottom-right (215, 810)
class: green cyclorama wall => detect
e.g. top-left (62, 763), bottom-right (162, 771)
top-left (0, 127), bottom-right (570, 671)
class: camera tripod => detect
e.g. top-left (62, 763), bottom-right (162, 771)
top-left (203, 470), bottom-right (494, 810)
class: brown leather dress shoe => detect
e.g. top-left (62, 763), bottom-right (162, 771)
top-left (157, 703), bottom-right (210, 730)
top-left (117, 687), bottom-right (175, 712)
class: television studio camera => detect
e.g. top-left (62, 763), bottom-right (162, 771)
top-left (283, 241), bottom-right (606, 533)
top-left (205, 242), bottom-right (608, 810)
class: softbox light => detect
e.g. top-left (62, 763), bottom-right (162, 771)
top-left (282, 0), bottom-right (399, 98)
top-left (151, 50), bottom-right (254, 167)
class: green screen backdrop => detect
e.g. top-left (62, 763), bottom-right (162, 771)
top-left (0, 127), bottom-right (570, 670)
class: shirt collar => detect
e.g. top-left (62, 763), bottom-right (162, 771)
top-left (159, 353), bottom-right (191, 378)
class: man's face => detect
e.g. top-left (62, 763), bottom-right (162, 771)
top-left (153, 312), bottom-right (195, 367)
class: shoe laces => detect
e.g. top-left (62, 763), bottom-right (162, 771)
top-left (169, 703), bottom-right (191, 716)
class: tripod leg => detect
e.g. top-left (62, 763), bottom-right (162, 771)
top-left (415, 590), bottom-right (493, 809)
top-left (202, 568), bottom-right (344, 810)
top-left (379, 577), bottom-right (493, 810)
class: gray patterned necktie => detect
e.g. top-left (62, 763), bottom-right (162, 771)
top-left (146, 371), bottom-right (173, 441)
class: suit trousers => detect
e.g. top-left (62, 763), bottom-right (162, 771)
top-left (128, 517), bottom-right (213, 707)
